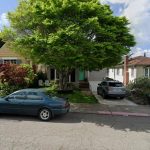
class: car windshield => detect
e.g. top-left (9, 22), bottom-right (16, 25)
top-left (109, 82), bottom-right (123, 87)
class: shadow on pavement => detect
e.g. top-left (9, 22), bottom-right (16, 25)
top-left (0, 113), bottom-right (150, 133)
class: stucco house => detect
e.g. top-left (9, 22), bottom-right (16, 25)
top-left (108, 56), bottom-right (150, 84)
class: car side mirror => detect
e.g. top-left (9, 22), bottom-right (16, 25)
top-left (98, 83), bottom-right (101, 86)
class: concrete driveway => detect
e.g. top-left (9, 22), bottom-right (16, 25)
top-left (89, 81), bottom-right (136, 106)
top-left (93, 92), bottom-right (137, 106)
top-left (0, 113), bottom-right (150, 150)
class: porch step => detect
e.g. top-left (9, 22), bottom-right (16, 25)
top-left (79, 81), bottom-right (90, 90)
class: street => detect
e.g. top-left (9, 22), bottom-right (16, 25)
top-left (0, 113), bottom-right (150, 150)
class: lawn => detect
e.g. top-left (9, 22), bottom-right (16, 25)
top-left (65, 91), bottom-right (98, 104)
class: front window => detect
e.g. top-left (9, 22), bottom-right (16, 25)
top-left (145, 67), bottom-right (150, 77)
top-left (3, 59), bottom-right (17, 64)
top-left (116, 68), bottom-right (120, 75)
top-left (131, 67), bottom-right (134, 77)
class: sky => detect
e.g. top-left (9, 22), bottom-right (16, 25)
top-left (0, 0), bottom-right (150, 57)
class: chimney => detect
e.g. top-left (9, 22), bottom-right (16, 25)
top-left (123, 55), bottom-right (129, 86)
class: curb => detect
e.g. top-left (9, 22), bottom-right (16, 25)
top-left (70, 110), bottom-right (150, 117)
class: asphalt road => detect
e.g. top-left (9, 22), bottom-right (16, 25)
top-left (0, 113), bottom-right (150, 150)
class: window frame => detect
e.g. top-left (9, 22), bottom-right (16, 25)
top-left (26, 92), bottom-right (44, 101)
top-left (8, 91), bottom-right (27, 100)
top-left (131, 67), bottom-right (134, 77)
top-left (3, 59), bottom-right (17, 64)
top-left (144, 67), bottom-right (150, 77)
top-left (116, 68), bottom-right (120, 75)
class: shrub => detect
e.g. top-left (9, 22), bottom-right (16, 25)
top-left (46, 80), bottom-right (59, 95)
top-left (0, 82), bottom-right (20, 97)
top-left (0, 64), bottom-right (36, 96)
top-left (20, 64), bottom-right (36, 86)
top-left (0, 64), bottom-right (27, 87)
top-left (127, 77), bottom-right (150, 105)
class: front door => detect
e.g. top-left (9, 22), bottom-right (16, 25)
top-left (79, 70), bottom-right (85, 81)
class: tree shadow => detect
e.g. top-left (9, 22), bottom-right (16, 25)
top-left (0, 113), bottom-right (150, 133)
top-left (52, 113), bottom-right (150, 133)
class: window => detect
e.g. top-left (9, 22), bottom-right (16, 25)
top-left (3, 59), bottom-right (17, 64)
top-left (131, 67), bottom-right (134, 77)
top-left (109, 82), bottom-right (123, 87)
top-left (10, 91), bottom-right (26, 100)
top-left (116, 68), bottom-right (120, 75)
top-left (27, 92), bottom-right (43, 100)
top-left (145, 67), bottom-right (150, 77)
top-left (122, 68), bottom-right (124, 76)
top-left (12, 91), bottom-right (26, 96)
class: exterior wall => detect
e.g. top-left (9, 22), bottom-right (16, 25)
top-left (108, 66), bottom-right (148, 84)
top-left (136, 66), bottom-right (145, 78)
top-left (108, 68), bottom-right (115, 79)
top-left (108, 68), bottom-right (123, 82)
top-left (45, 67), bottom-right (80, 83)
top-left (115, 68), bottom-right (123, 82)
top-left (87, 69), bottom-right (107, 81)
top-left (37, 64), bottom-right (47, 73)
top-left (0, 45), bottom-right (28, 64)
top-left (128, 67), bottom-right (137, 82)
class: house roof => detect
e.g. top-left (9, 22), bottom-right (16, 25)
top-left (128, 56), bottom-right (150, 66)
top-left (0, 44), bottom-right (21, 58)
top-left (115, 56), bottom-right (150, 68)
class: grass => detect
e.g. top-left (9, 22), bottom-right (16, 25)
top-left (44, 87), bottom-right (98, 104)
top-left (58, 91), bottom-right (98, 104)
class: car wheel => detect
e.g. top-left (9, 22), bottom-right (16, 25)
top-left (102, 92), bottom-right (107, 99)
top-left (39, 108), bottom-right (52, 121)
top-left (120, 97), bottom-right (124, 99)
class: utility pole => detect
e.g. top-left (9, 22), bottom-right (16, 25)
top-left (123, 55), bottom-right (129, 86)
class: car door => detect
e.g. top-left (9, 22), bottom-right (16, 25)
top-left (1, 91), bottom-right (26, 114)
top-left (22, 92), bottom-right (44, 115)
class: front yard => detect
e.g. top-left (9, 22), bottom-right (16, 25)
top-left (59, 91), bottom-right (98, 104)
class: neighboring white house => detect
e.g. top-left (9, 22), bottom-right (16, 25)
top-left (108, 56), bottom-right (150, 83)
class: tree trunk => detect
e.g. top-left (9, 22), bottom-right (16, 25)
top-left (59, 70), bottom-right (69, 90)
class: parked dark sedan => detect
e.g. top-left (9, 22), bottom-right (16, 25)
top-left (97, 81), bottom-right (126, 99)
top-left (0, 89), bottom-right (70, 121)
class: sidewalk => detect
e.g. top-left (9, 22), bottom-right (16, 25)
top-left (70, 103), bottom-right (150, 117)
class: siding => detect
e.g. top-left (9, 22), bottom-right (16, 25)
top-left (128, 67), bottom-right (136, 82)
top-left (87, 69), bottom-right (107, 81)
top-left (108, 68), bottom-right (123, 82)
top-left (136, 66), bottom-right (145, 78)
top-left (0, 45), bottom-right (27, 63)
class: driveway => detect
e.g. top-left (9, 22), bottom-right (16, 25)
top-left (0, 113), bottom-right (150, 150)
top-left (93, 92), bottom-right (137, 106)
top-left (89, 81), bottom-right (136, 106)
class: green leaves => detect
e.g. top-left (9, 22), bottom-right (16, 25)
top-left (0, 0), bottom-right (135, 72)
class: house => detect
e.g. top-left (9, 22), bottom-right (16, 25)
top-left (0, 44), bottom-right (30, 64)
top-left (0, 44), bottom-right (107, 89)
top-left (108, 56), bottom-right (150, 84)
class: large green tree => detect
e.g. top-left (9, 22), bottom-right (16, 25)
top-left (0, 0), bottom-right (135, 89)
